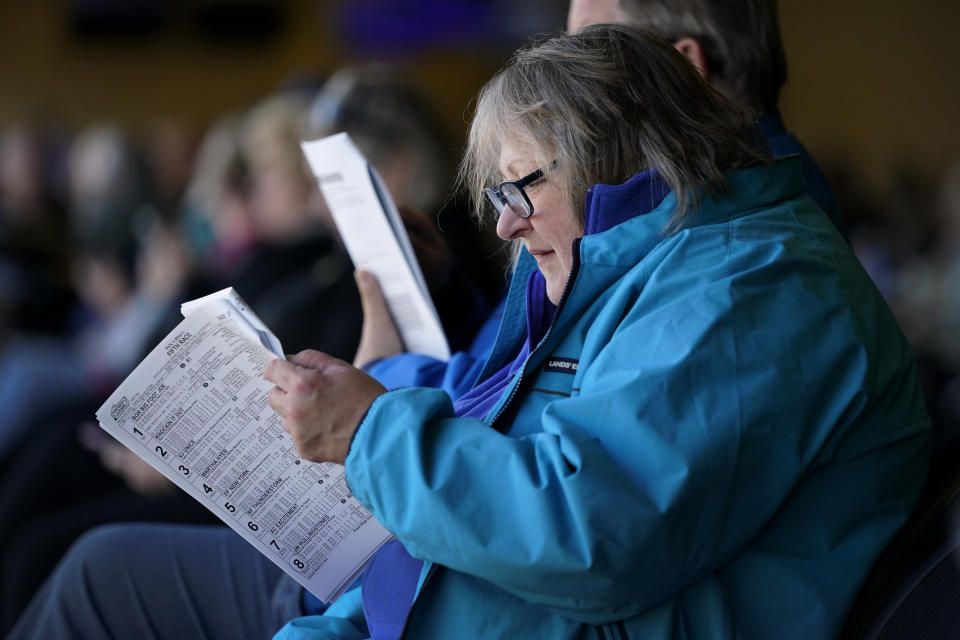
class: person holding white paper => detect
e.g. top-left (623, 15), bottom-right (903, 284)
top-left (259, 25), bottom-right (927, 640)
top-left (11, 25), bottom-right (928, 640)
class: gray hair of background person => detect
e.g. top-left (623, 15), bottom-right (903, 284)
top-left (461, 23), bottom-right (769, 234)
top-left (617, 0), bottom-right (787, 114)
top-left (308, 67), bottom-right (453, 215)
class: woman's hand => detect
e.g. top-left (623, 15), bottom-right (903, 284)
top-left (353, 270), bottom-right (404, 368)
top-left (265, 350), bottom-right (387, 464)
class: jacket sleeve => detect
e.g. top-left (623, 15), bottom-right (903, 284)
top-left (365, 299), bottom-right (506, 400)
top-left (345, 259), bottom-right (928, 624)
top-left (364, 351), bottom-right (484, 399)
top-left (364, 296), bottom-right (505, 398)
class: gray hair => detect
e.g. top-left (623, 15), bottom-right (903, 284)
top-left (617, 0), bottom-right (787, 114)
top-left (461, 24), bottom-right (768, 234)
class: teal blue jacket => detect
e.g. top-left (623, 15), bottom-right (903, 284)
top-left (275, 158), bottom-right (930, 639)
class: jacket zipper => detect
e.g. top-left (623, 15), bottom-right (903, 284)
top-left (489, 238), bottom-right (582, 432)
top-left (397, 563), bottom-right (436, 640)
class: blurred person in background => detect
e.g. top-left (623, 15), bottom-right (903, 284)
top-left (66, 126), bottom-right (190, 381)
top-left (930, 158), bottom-right (960, 427)
top-left (216, 91), bottom-right (364, 358)
top-left (0, 123), bottom-right (218, 634)
top-left (181, 113), bottom-right (260, 280)
top-left (885, 158), bottom-right (960, 430)
top-left (568, 0), bottom-right (843, 235)
top-left (308, 68), bottom-right (451, 218)
top-left (0, 108), bottom-right (284, 632)
top-left (842, 163), bottom-right (955, 427)
top-left (0, 125), bottom-right (169, 458)
top-left (143, 118), bottom-right (197, 217)
top-left (932, 159), bottom-right (960, 370)
top-left (0, 123), bottom-right (75, 338)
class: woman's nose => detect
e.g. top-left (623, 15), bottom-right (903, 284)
top-left (496, 206), bottom-right (531, 240)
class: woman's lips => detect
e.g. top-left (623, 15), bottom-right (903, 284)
top-left (529, 249), bottom-right (554, 267)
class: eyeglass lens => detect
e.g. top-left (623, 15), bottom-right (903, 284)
top-left (500, 182), bottom-right (531, 217)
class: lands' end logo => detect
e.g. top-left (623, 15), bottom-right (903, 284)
top-left (111, 396), bottom-right (129, 421)
top-left (544, 357), bottom-right (579, 374)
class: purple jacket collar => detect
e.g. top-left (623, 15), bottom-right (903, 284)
top-left (583, 167), bottom-right (671, 237)
top-left (526, 167), bottom-right (669, 347)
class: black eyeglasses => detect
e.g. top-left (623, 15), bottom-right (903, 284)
top-left (483, 164), bottom-right (551, 219)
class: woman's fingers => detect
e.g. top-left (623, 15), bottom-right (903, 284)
top-left (289, 349), bottom-right (337, 370)
top-left (263, 348), bottom-right (387, 464)
top-left (353, 270), bottom-right (405, 368)
top-left (266, 385), bottom-right (287, 418)
top-left (356, 270), bottom-right (392, 325)
top-left (263, 356), bottom-right (306, 390)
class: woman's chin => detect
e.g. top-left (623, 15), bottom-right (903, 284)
top-left (545, 277), bottom-right (568, 306)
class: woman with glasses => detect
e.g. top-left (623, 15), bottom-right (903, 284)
top-left (12, 24), bottom-right (928, 640)
top-left (267, 23), bottom-right (928, 640)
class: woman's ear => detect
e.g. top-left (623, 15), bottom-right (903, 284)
top-left (673, 37), bottom-right (712, 82)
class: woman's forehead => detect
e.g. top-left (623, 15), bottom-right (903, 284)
top-left (497, 138), bottom-right (545, 178)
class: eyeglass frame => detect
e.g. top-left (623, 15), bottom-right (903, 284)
top-left (483, 162), bottom-right (555, 219)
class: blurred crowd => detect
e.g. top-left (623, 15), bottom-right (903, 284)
top-left (0, 67), bottom-right (502, 633)
top-left (840, 159), bottom-right (960, 432)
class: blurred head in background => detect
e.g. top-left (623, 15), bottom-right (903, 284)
top-left (567, 0), bottom-right (787, 115)
top-left (307, 66), bottom-right (454, 215)
top-left (180, 114), bottom-right (257, 275)
top-left (239, 93), bottom-right (320, 244)
top-left (0, 125), bottom-right (51, 224)
top-left (66, 125), bottom-right (152, 318)
top-left (143, 118), bottom-right (196, 215)
top-left (0, 123), bottom-right (75, 337)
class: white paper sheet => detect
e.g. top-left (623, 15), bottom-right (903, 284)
top-left (300, 132), bottom-right (450, 361)
top-left (96, 293), bottom-right (392, 602)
